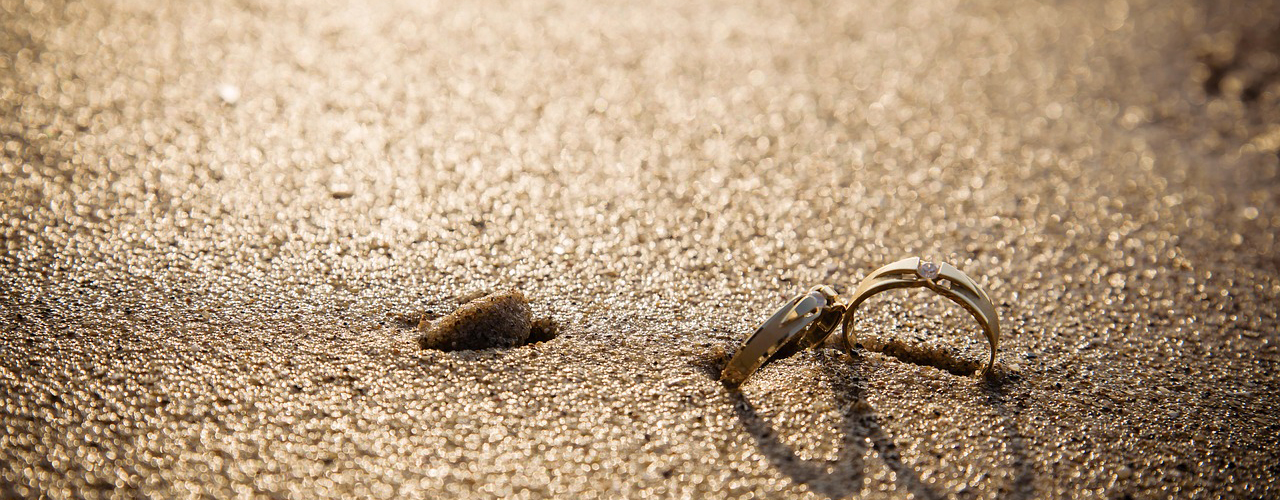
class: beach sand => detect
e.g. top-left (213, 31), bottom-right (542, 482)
top-left (2, 0), bottom-right (1278, 497)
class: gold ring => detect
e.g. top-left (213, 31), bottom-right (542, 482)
top-left (841, 258), bottom-right (1000, 374)
top-left (720, 285), bottom-right (845, 386)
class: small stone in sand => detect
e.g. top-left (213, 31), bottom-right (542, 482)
top-left (217, 84), bottom-right (241, 105)
top-left (329, 183), bottom-right (355, 199)
top-left (418, 290), bottom-right (531, 351)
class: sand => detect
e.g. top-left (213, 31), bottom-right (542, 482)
top-left (2, 0), bottom-right (1279, 497)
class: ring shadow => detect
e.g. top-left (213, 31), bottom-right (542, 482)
top-left (979, 368), bottom-right (1037, 499)
top-left (728, 349), bottom-right (943, 500)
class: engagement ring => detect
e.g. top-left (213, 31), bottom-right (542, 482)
top-left (841, 257), bottom-right (1000, 374)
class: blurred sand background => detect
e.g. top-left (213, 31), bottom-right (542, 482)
top-left (2, 0), bottom-right (1279, 497)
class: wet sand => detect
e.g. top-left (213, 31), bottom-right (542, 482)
top-left (2, 0), bottom-right (1279, 497)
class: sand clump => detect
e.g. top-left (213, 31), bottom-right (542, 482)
top-left (417, 290), bottom-right (533, 351)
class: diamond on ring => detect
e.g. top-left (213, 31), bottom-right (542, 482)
top-left (917, 260), bottom-right (941, 280)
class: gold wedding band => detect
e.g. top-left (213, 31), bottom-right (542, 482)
top-left (720, 285), bottom-right (844, 386)
top-left (841, 257), bottom-right (1000, 374)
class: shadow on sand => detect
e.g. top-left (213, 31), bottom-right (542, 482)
top-left (978, 367), bottom-right (1036, 499)
top-left (728, 349), bottom-right (942, 499)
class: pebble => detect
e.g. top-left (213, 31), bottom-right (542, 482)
top-left (418, 290), bottom-right (532, 351)
top-left (216, 83), bottom-right (241, 105)
top-left (329, 183), bottom-right (355, 199)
